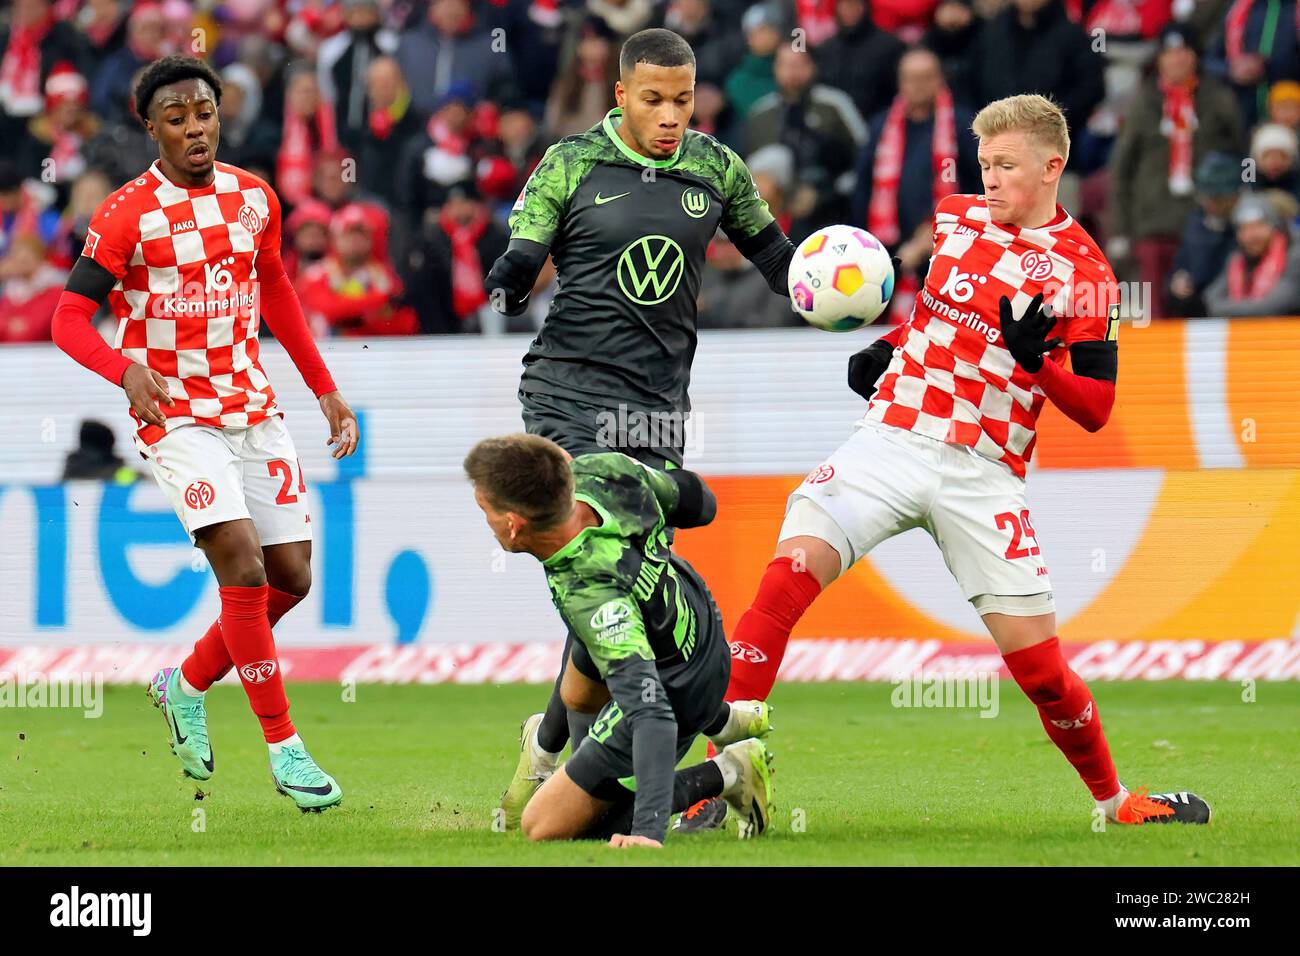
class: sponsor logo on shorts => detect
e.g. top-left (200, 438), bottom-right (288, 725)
top-left (804, 464), bottom-right (835, 485)
top-left (729, 641), bottom-right (768, 664)
top-left (1050, 700), bottom-right (1093, 730)
top-left (183, 481), bottom-right (215, 510)
top-left (239, 660), bottom-right (277, 684)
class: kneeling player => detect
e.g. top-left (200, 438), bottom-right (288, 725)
top-left (464, 435), bottom-right (773, 844)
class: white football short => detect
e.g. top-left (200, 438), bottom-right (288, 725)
top-left (781, 421), bottom-right (1054, 613)
top-left (141, 415), bottom-right (313, 546)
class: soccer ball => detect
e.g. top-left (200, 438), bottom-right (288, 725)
top-left (787, 225), bottom-right (895, 332)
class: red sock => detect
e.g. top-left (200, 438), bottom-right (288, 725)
top-left (181, 587), bottom-right (304, 692)
top-left (216, 584), bottom-right (295, 743)
top-left (726, 556), bottom-right (823, 701)
top-left (1003, 637), bottom-right (1120, 801)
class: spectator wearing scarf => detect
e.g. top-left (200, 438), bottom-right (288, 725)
top-left (1204, 192), bottom-right (1300, 314)
top-left (1111, 23), bottom-right (1244, 318)
top-left (1218, 0), bottom-right (1300, 126)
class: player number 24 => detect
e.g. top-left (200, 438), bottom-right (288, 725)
top-left (995, 509), bottom-right (1040, 560)
top-left (268, 459), bottom-right (306, 505)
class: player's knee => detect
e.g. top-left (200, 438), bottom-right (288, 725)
top-left (521, 802), bottom-right (558, 842)
top-left (560, 682), bottom-right (607, 715)
top-left (272, 562), bottom-right (311, 598)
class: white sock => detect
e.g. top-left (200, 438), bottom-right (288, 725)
top-left (268, 733), bottom-right (303, 755)
top-left (1096, 785), bottom-right (1128, 820)
top-left (177, 672), bottom-right (204, 698)
top-left (713, 751), bottom-right (741, 793)
top-left (526, 721), bottom-right (561, 768)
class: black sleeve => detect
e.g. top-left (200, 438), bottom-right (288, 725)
top-left (665, 469), bottom-right (717, 529)
top-left (64, 256), bottom-right (117, 304)
top-left (730, 221), bottom-right (795, 297)
top-left (484, 238), bottom-right (549, 316)
top-left (1069, 341), bottom-right (1118, 383)
top-left (604, 656), bottom-right (677, 843)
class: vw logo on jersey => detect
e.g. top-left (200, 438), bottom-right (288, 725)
top-left (617, 234), bottom-right (685, 305)
top-left (238, 204), bottom-right (263, 235)
top-left (204, 256), bottom-right (236, 292)
top-left (681, 187), bottom-right (710, 218)
top-left (1019, 250), bottom-right (1054, 281)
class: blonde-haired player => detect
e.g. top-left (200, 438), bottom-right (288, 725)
top-left (679, 94), bottom-right (1209, 832)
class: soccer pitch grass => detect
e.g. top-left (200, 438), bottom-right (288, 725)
top-left (2, 680), bottom-right (1296, 867)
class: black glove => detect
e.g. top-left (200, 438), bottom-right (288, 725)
top-left (998, 293), bottom-right (1063, 373)
top-left (847, 337), bottom-right (895, 400)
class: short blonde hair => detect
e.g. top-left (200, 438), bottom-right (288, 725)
top-left (971, 94), bottom-right (1070, 163)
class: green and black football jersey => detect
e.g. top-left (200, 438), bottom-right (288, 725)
top-left (511, 108), bottom-right (777, 412)
top-left (541, 452), bottom-right (721, 686)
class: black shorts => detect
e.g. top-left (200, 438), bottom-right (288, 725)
top-left (519, 389), bottom-right (685, 470)
top-left (564, 608), bottom-right (730, 801)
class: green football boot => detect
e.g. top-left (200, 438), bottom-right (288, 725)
top-left (146, 666), bottom-right (214, 780)
top-left (270, 741), bottom-right (343, 812)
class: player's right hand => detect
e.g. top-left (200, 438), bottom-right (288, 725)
top-left (847, 337), bottom-right (895, 401)
top-left (122, 364), bottom-right (175, 427)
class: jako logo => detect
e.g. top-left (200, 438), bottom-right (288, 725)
top-left (203, 256), bottom-right (236, 292)
top-left (239, 660), bottom-right (277, 684)
top-left (172, 219), bottom-right (196, 233)
top-left (589, 601), bottom-right (631, 631)
top-left (50, 886), bottom-right (151, 936)
top-left (1050, 701), bottom-right (1094, 730)
top-left (730, 641), bottom-right (768, 664)
top-left (937, 265), bottom-right (988, 304)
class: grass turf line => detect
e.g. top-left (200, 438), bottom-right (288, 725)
top-left (1, 681), bottom-right (1296, 866)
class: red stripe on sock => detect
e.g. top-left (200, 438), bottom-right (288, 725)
top-left (1003, 637), bottom-right (1120, 801)
top-left (724, 556), bottom-right (822, 702)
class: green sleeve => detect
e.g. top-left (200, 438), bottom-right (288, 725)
top-left (632, 460), bottom-right (682, 518)
top-left (508, 143), bottom-right (572, 246)
top-left (565, 582), bottom-right (654, 678)
top-left (719, 144), bottom-right (775, 242)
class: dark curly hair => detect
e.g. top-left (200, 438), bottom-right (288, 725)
top-left (133, 55), bottom-right (223, 126)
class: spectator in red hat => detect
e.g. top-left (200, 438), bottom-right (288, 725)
top-left (283, 198), bottom-right (333, 283)
top-left (18, 64), bottom-right (98, 208)
top-left (0, 234), bottom-right (66, 343)
top-left (297, 203), bottom-right (418, 337)
top-left (0, 0), bottom-right (91, 131)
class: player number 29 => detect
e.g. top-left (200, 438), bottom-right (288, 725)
top-left (995, 509), bottom-right (1040, 560)
top-left (268, 459), bottom-right (306, 505)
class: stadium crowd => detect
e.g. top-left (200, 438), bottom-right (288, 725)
top-left (1, 0), bottom-right (1299, 344)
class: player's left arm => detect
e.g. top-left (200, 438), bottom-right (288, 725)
top-left (719, 144), bottom-right (796, 297)
top-left (997, 270), bottom-right (1119, 433)
top-left (570, 586), bottom-right (677, 845)
top-left (256, 187), bottom-right (357, 459)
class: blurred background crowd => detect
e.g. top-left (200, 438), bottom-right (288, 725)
top-left (2, 0), bottom-right (1300, 345)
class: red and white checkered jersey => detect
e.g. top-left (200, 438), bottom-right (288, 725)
top-left (865, 194), bottom-right (1119, 478)
top-left (81, 160), bottom-right (283, 448)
